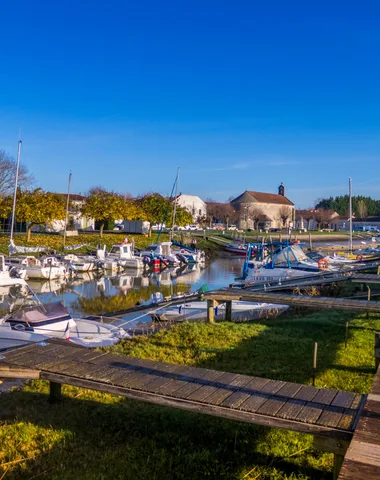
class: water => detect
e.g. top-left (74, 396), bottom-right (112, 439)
top-left (4, 257), bottom-right (244, 331)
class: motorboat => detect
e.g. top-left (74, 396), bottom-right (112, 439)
top-left (63, 253), bottom-right (100, 272)
top-left (0, 330), bottom-right (49, 351)
top-left (99, 243), bottom-right (145, 271)
top-left (0, 255), bottom-right (27, 286)
top-left (224, 241), bottom-right (247, 256)
top-left (138, 242), bottom-right (185, 266)
top-left (170, 240), bottom-right (206, 264)
top-left (6, 255), bottom-right (69, 280)
top-left (242, 244), bottom-right (336, 284)
top-left (149, 300), bottom-right (289, 323)
top-left (0, 301), bottom-right (131, 349)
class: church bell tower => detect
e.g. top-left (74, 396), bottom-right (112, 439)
top-left (278, 182), bottom-right (285, 196)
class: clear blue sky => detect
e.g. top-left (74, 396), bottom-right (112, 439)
top-left (1, 0), bottom-right (379, 208)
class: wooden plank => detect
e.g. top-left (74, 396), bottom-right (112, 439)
top-left (186, 372), bottom-right (239, 402)
top-left (0, 366), bottom-right (40, 379)
top-left (339, 458), bottom-right (380, 479)
top-left (296, 402), bottom-right (324, 424)
top-left (275, 382), bottom-right (303, 398)
top-left (317, 405), bottom-right (344, 428)
top-left (256, 396), bottom-right (287, 417)
top-left (202, 374), bottom-right (253, 406)
top-left (221, 390), bottom-right (251, 409)
top-left (313, 388), bottom-right (338, 405)
top-left (276, 399), bottom-right (306, 420)
top-left (39, 372), bottom-right (354, 440)
top-left (345, 441), bottom-right (380, 468)
top-left (239, 392), bottom-right (270, 413)
top-left (170, 369), bottom-right (226, 400)
top-left (332, 391), bottom-right (360, 409)
top-left (294, 385), bottom-right (319, 402)
top-left (337, 409), bottom-right (359, 431)
top-left (155, 366), bottom-right (200, 395)
top-left (138, 365), bottom-right (186, 393)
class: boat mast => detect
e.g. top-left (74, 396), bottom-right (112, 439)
top-left (170, 167), bottom-right (180, 240)
top-left (62, 172), bottom-right (72, 248)
top-left (349, 177), bottom-right (353, 252)
top-left (10, 140), bottom-right (22, 243)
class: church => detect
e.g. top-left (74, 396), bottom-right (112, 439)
top-left (230, 183), bottom-right (295, 230)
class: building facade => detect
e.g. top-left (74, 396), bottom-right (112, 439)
top-left (230, 184), bottom-right (295, 230)
top-left (176, 194), bottom-right (207, 222)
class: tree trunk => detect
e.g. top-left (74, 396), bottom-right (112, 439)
top-left (100, 223), bottom-right (104, 238)
top-left (27, 224), bottom-right (34, 242)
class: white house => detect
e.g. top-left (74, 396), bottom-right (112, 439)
top-left (176, 194), bottom-right (207, 222)
top-left (47, 194), bottom-right (95, 232)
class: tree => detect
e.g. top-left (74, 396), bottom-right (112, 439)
top-left (356, 200), bottom-right (368, 221)
top-left (314, 208), bottom-right (333, 229)
top-left (278, 206), bottom-right (292, 227)
top-left (15, 189), bottom-right (66, 241)
top-left (137, 192), bottom-right (192, 236)
top-left (248, 208), bottom-right (263, 230)
top-left (315, 195), bottom-right (380, 217)
top-left (0, 150), bottom-right (34, 197)
top-left (81, 188), bottom-right (128, 237)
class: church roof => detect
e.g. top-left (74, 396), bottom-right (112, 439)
top-left (230, 190), bottom-right (294, 206)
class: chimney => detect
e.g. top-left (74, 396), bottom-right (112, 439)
top-left (278, 182), bottom-right (285, 196)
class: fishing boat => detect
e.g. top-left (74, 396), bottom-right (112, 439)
top-left (149, 300), bottom-right (289, 323)
top-left (0, 255), bottom-right (27, 286)
top-left (100, 243), bottom-right (145, 271)
top-left (139, 242), bottom-right (184, 266)
top-left (0, 301), bottom-right (130, 349)
top-left (63, 253), bottom-right (100, 272)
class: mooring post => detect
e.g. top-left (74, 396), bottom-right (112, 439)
top-left (375, 332), bottom-right (380, 371)
top-left (225, 301), bottom-right (232, 322)
top-left (49, 381), bottom-right (62, 403)
top-left (333, 454), bottom-right (345, 480)
top-left (309, 232), bottom-right (312, 252)
top-left (367, 285), bottom-right (371, 319)
top-left (207, 299), bottom-right (216, 324)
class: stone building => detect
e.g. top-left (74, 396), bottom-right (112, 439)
top-left (230, 184), bottom-right (295, 230)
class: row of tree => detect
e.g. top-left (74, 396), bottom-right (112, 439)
top-left (315, 195), bottom-right (380, 218)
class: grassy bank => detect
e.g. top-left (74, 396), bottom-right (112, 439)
top-left (0, 310), bottom-right (377, 479)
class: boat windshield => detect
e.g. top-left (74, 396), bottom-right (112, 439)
top-left (272, 245), bottom-right (311, 267)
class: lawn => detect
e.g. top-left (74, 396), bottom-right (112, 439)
top-left (0, 310), bottom-right (377, 479)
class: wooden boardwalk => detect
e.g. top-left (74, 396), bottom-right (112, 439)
top-left (203, 289), bottom-right (380, 316)
top-left (338, 369), bottom-right (380, 479)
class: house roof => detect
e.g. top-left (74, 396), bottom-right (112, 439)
top-left (55, 193), bottom-right (86, 202)
top-left (230, 190), bottom-right (294, 206)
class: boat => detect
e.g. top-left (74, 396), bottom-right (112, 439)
top-left (100, 243), bottom-right (145, 271)
top-left (242, 243), bottom-right (336, 284)
top-left (224, 241), bottom-right (248, 256)
top-left (63, 253), bottom-right (100, 272)
top-left (149, 300), bottom-right (289, 323)
top-left (0, 255), bottom-right (27, 286)
top-left (0, 301), bottom-right (130, 349)
top-left (6, 255), bottom-right (69, 280)
top-left (139, 242), bottom-right (185, 266)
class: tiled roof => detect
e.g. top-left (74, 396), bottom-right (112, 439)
top-left (231, 190), bottom-right (294, 206)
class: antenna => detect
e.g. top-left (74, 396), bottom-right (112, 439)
top-left (10, 140), bottom-right (22, 243)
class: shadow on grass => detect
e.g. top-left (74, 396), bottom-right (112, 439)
top-left (1, 309), bottom-right (377, 479)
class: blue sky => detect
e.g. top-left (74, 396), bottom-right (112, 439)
top-left (1, 0), bottom-right (379, 208)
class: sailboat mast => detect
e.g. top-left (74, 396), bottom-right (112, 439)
top-left (349, 177), bottom-right (353, 252)
top-left (171, 167), bottom-right (180, 240)
top-left (63, 172), bottom-right (72, 248)
top-left (10, 140), bottom-right (22, 243)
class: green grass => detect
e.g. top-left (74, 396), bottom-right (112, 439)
top-left (0, 310), bottom-right (377, 479)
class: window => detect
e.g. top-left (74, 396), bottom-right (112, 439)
top-left (199, 209), bottom-right (202, 215)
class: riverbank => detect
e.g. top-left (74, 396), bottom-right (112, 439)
top-left (0, 310), bottom-right (377, 479)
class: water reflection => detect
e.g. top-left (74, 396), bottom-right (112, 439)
top-left (1, 257), bottom-right (244, 328)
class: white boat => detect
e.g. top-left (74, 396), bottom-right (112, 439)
top-left (0, 301), bottom-right (130, 349)
top-left (0, 255), bottom-right (27, 286)
top-left (149, 300), bottom-right (289, 323)
top-left (243, 244), bottom-right (336, 284)
top-left (139, 242), bottom-right (184, 265)
top-left (100, 243), bottom-right (145, 271)
top-left (7, 255), bottom-right (68, 280)
top-left (63, 253), bottom-right (99, 272)
top-left (0, 329), bottom-right (49, 351)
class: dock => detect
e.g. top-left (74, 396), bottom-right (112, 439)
top-left (0, 339), bottom-right (369, 479)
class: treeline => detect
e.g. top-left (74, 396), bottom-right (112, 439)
top-left (315, 195), bottom-right (380, 217)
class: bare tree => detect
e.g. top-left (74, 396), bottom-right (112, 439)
top-left (248, 208), bottom-right (263, 230)
top-left (314, 208), bottom-right (333, 229)
top-left (278, 206), bottom-right (292, 227)
top-left (0, 150), bottom-right (34, 197)
top-left (356, 200), bottom-right (368, 221)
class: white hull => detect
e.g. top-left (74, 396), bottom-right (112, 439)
top-left (25, 266), bottom-right (67, 280)
top-left (0, 328), bottom-right (48, 351)
top-left (245, 267), bottom-right (322, 284)
top-left (0, 276), bottom-right (27, 288)
top-left (150, 300), bottom-right (289, 323)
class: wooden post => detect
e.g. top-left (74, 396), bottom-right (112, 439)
top-left (333, 454), bottom-right (345, 480)
top-left (312, 342), bottom-right (318, 386)
top-left (375, 332), bottom-right (380, 371)
top-left (345, 321), bottom-right (349, 349)
top-left (225, 301), bottom-right (232, 322)
top-left (49, 381), bottom-right (62, 403)
top-left (309, 232), bottom-right (312, 252)
top-left (367, 285), bottom-right (371, 319)
top-left (207, 300), bottom-right (217, 324)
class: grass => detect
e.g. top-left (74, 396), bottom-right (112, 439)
top-left (0, 310), bottom-right (377, 479)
